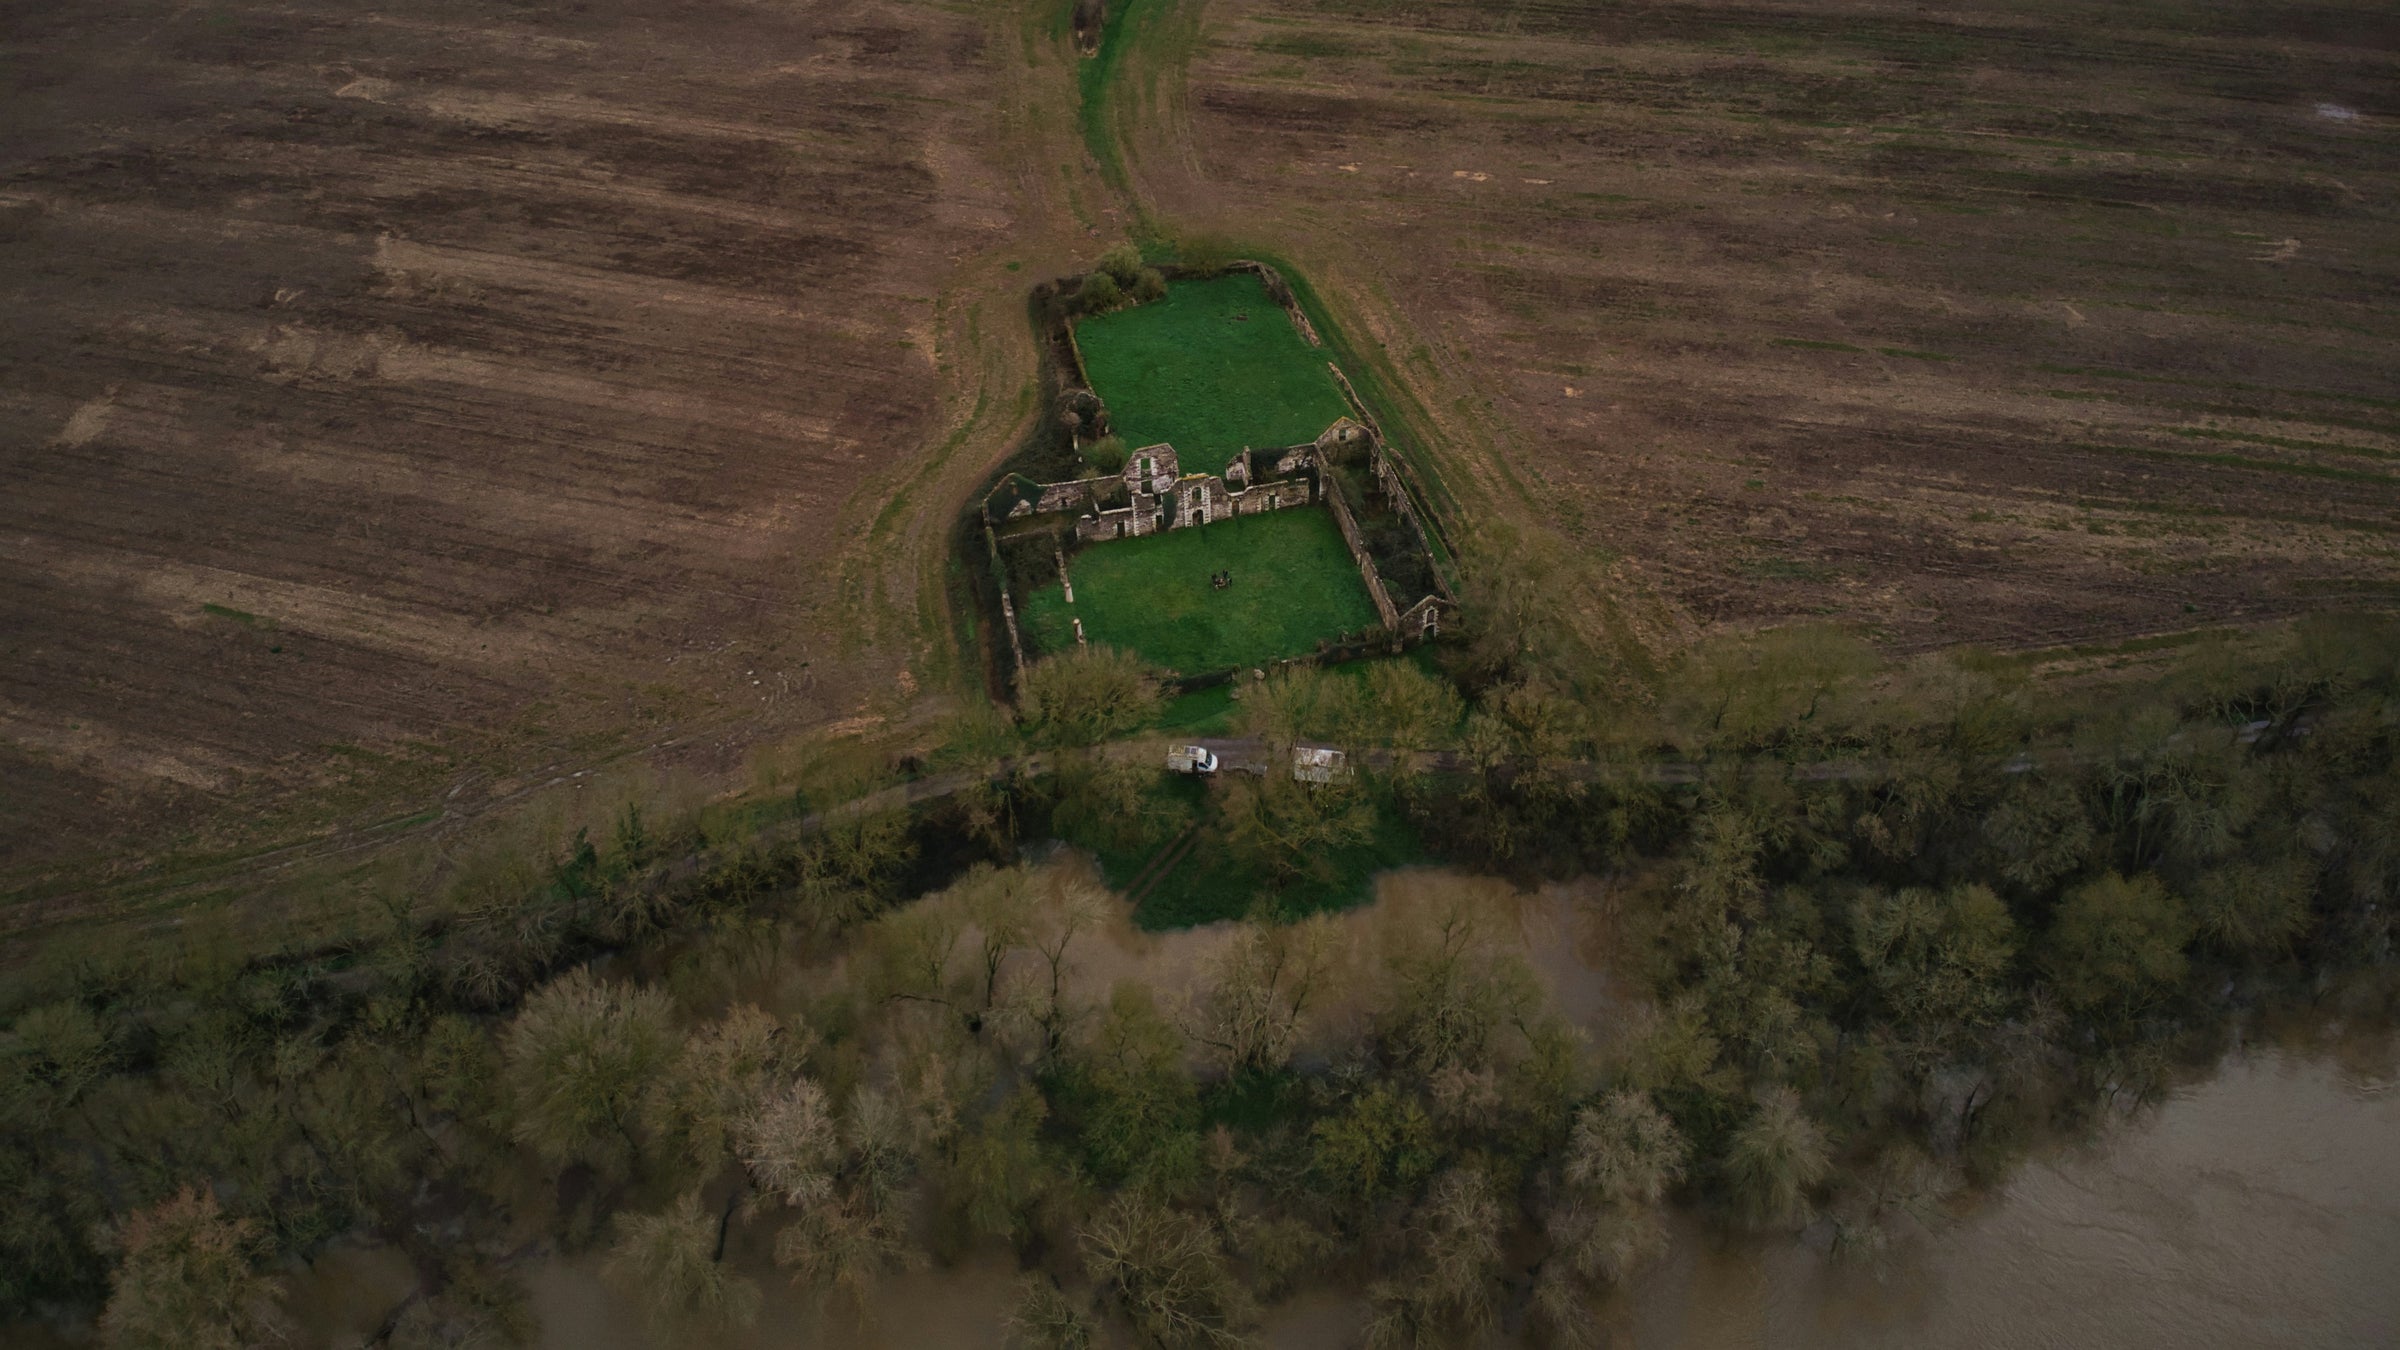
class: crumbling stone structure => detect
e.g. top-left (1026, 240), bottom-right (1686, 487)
top-left (978, 259), bottom-right (1460, 688)
top-left (984, 427), bottom-right (1337, 543)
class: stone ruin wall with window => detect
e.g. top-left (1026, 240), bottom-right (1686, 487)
top-left (985, 425), bottom-right (1343, 544)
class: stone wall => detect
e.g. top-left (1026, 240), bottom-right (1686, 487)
top-left (985, 522), bottom-right (1028, 677)
top-left (1321, 367), bottom-right (1458, 595)
top-left (1125, 443), bottom-right (1180, 497)
top-left (1320, 471), bottom-right (1403, 633)
top-left (1395, 592), bottom-right (1455, 641)
top-left (1232, 260), bottom-right (1323, 347)
top-left (1231, 477), bottom-right (1310, 515)
top-left (1075, 492), bottom-right (1165, 543)
top-left (1037, 478), bottom-right (1096, 515)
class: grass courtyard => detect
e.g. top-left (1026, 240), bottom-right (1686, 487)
top-left (1018, 507), bottom-right (1380, 674)
top-left (1074, 272), bottom-right (1355, 472)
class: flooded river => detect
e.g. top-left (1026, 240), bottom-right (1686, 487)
top-left (467, 1042), bottom-right (2396, 1350)
top-left (34, 870), bottom-right (2400, 1348)
top-left (499, 871), bottom-right (2400, 1350)
top-left (1614, 1044), bottom-right (2399, 1349)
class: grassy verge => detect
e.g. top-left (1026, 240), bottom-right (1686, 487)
top-left (1152, 682), bottom-right (1239, 736)
top-left (1019, 507), bottom-right (1380, 674)
top-left (1077, 0), bottom-right (1156, 194)
top-left (1235, 248), bottom-right (1471, 590)
top-left (1074, 272), bottom-right (1353, 470)
top-left (1066, 776), bottom-right (1424, 929)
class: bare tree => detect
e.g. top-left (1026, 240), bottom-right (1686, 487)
top-left (1017, 646), bottom-right (1165, 745)
top-left (1187, 917), bottom-right (1337, 1076)
top-left (1218, 768), bottom-right (1377, 887)
top-left (644, 1004), bottom-right (800, 1181)
top-left (995, 873), bottom-right (1108, 1064)
top-left (1538, 1088), bottom-right (1688, 1318)
top-left (1364, 1168), bottom-right (1505, 1349)
top-left (1006, 1274), bottom-right (1095, 1350)
top-left (962, 866), bottom-right (1040, 1014)
top-left (772, 1187), bottom-right (920, 1318)
top-left (1081, 1194), bottom-right (1256, 1350)
top-left (604, 1191), bottom-right (761, 1344)
top-left (1564, 1090), bottom-right (1687, 1209)
top-left (98, 1187), bottom-right (284, 1350)
top-left (737, 1076), bottom-right (838, 1208)
top-left (1376, 897), bottom-right (1541, 1080)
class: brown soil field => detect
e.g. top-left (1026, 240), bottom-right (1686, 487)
top-left (1125, 0), bottom-right (2400, 658)
top-left (0, 0), bottom-right (1129, 921)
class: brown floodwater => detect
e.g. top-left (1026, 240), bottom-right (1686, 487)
top-left (1613, 1043), bottom-right (2400, 1350)
top-left (473, 1041), bottom-right (2397, 1350)
top-left (24, 868), bottom-right (2399, 1348)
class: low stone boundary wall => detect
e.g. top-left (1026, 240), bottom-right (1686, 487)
top-left (1321, 472), bottom-right (1403, 633)
top-left (1323, 363), bottom-right (1459, 592)
top-left (985, 523), bottom-right (1028, 677)
top-left (1062, 321), bottom-right (1094, 395)
top-left (1233, 260), bottom-right (1323, 347)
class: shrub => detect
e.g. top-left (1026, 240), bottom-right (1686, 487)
top-left (99, 1188), bottom-right (284, 1350)
top-left (1084, 434), bottom-right (1129, 475)
top-left (1179, 233), bottom-right (1236, 276)
top-left (1132, 267), bottom-right (1167, 303)
top-left (1015, 645), bottom-right (1164, 745)
top-left (2041, 872), bottom-right (2195, 1016)
top-left (1076, 271), bottom-right (1123, 314)
top-left (1098, 243), bottom-right (1145, 286)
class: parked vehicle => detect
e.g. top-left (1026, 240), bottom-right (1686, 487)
top-left (1291, 745), bottom-right (1350, 784)
top-left (1165, 744), bottom-right (1220, 775)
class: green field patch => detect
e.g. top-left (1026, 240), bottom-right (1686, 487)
top-left (201, 602), bottom-right (260, 625)
top-left (1073, 272), bottom-right (1354, 473)
top-left (1018, 508), bottom-right (1380, 675)
top-left (1152, 682), bottom-right (1240, 737)
top-left (1064, 775), bottom-right (1423, 930)
top-left (1773, 337), bottom-right (1865, 352)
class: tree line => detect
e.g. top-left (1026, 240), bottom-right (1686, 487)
top-left (5, 609), bottom-right (2398, 1347)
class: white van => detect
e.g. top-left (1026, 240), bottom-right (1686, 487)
top-left (1165, 744), bottom-right (1220, 775)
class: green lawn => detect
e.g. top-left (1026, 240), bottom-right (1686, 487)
top-left (1018, 508), bottom-right (1379, 675)
top-left (1074, 273), bottom-right (1355, 473)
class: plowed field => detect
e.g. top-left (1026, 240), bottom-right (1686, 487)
top-left (0, 0), bottom-right (1044, 903)
top-left (1129, 0), bottom-right (2400, 655)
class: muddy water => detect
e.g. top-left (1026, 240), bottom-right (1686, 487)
top-left (475, 1042), bottom-right (2397, 1350)
top-left (256, 869), bottom-right (2400, 1348)
top-left (1615, 1046), bottom-right (2400, 1350)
